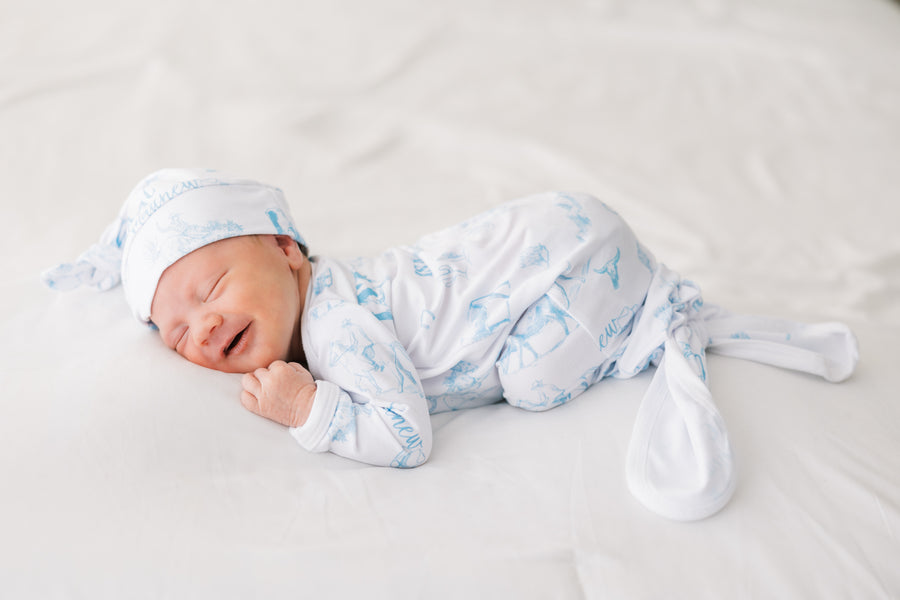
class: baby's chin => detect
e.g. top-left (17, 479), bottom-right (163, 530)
top-left (184, 351), bottom-right (282, 375)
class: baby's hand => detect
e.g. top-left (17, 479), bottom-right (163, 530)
top-left (241, 361), bottom-right (317, 428)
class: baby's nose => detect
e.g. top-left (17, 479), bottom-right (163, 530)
top-left (193, 312), bottom-right (224, 346)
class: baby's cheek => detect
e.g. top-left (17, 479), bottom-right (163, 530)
top-left (242, 348), bottom-right (281, 373)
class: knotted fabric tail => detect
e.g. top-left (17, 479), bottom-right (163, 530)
top-left (41, 210), bottom-right (128, 292)
top-left (626, 315), bottom-right (737, 521)
top-left (704, 313), bottom-right (858, 383)
top-left (624, 267), bottom-right (859, 521)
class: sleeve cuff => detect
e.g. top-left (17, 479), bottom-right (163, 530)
top-left (289, 380), bottom-right (341, 451)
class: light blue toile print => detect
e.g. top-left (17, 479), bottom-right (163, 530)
top-left (328, 319), bottom-right (386, 395)
top-left (426, 360), bottom-right (501, 412)
top-left (435, 250), bottom-right (469, 287)
top-left (266, 208), bottom-right (304, 244)
top-left (385, 404), bottom-right (427, 468)
top-left (593, 247), bottom-right (621, 289)
top-left (519, 244), bottom-right (549, 269)
top-left (411, 254), bottom-right (433, 278)
top-left (633, 347), bottom-right (664, 375)
top-left (328, 319), bottom-right (423, 398)
top-left (556, 195), bottom-right (591, 241)
top-left (526, 380), bottom-right (574, 410)
top-left (388, 341), bottom-right (419, 394)
top-left (309, 299), bottom-right (346, 321)
top-left (133, 177), bottom-right (205, 231)
top-left (420, 310), bottom-right (436, 330)
top-left (550, 260), bottom-right (591, 310)
top-left (443, 360), bottom-right (487, 394)
top-left (353, 271), bottom-right (393, 321)
top-left (327, 399), bottom-right (371, 444)
top-left (152, 215), bottom-right (243, 260)
top-left (680, 341), bottom-right (707, 382)
top-left (653, 301), bottom-right (674, 323)
top-left (464, 281), bottom-right (511, 344)
top-left (313, 267), bottom-right (333, 295)
top-left (689, 293), bottom-right (704, 313)
top-left (636, 241), bottom-right (654, 272)
top-left (513, 364), bottom-right (599, 411)
top-left (498, 295), bottom-right (578, 375)
top-left (597, 303), bottom-right (640, 350)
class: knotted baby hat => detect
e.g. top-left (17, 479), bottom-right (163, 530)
top-left (42, 168), bottom-right (305, 323)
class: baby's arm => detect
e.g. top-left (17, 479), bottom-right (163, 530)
top-left (288, 301), bottom-right (433, 468)
top-left (240, 361), bottom-right (317, 428)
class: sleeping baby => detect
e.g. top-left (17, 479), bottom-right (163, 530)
top-left (43, 168), bottom-right (858, 521)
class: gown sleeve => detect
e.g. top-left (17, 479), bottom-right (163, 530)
top-left (288, 300), bottom-right (432, 468)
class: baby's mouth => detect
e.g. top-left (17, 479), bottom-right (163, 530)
top-left (225, 324), bottom-right (250, 357)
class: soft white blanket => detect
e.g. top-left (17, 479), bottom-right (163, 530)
top-left (2, 0), bottom-right (899, 597)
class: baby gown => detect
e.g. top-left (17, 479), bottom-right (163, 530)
top-left (294, 192), bottom-right (857, 521)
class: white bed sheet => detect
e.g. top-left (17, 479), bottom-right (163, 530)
top-left (2, 0), bottom-right (899, 597)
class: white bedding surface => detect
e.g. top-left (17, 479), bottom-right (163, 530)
top-left (2, 0), bottom-right (899, 597)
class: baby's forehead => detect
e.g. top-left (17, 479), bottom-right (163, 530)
top-left (157, 234), bottom-right (269, 289)
top-left (153, 240), bottom-right (231, 301)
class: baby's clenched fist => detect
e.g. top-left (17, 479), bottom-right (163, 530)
top-left (241, 361), bottom-right (316, 428)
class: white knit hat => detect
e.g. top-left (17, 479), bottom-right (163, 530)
top-left (42, 168), bottom-right (306, 323)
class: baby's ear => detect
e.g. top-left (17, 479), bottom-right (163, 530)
top-left (273, 235), bottom-right (305, 268)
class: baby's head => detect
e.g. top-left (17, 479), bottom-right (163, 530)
top-left (43, 169), bottom-right (310, 374)
top-left (150, 233), bottom-right (310, 373)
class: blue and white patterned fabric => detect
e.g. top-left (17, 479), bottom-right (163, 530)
top-left (292, 192), bottom-right (858, 521)
top-left (41, 168), bottom-right (305, 323)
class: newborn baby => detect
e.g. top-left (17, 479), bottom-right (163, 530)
top-left (43, 168), bottom-right (858, 521)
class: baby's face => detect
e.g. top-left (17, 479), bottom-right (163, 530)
top-left (150, 235), bottom-right (309, 374)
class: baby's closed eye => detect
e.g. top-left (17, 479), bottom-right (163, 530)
top-left (203, 272), bottom-right (226, 303)
top-left (166, 325), bottom-right (187, 351)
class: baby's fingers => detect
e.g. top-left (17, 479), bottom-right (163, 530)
top-left (240, 371), bottom-right (265, 415)
top-left (287, 362), bottom-right (315, 385)
top-left (240, 389), bottom-right (260, 414)
top-left (242, 371), bottom-right (261, 393)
